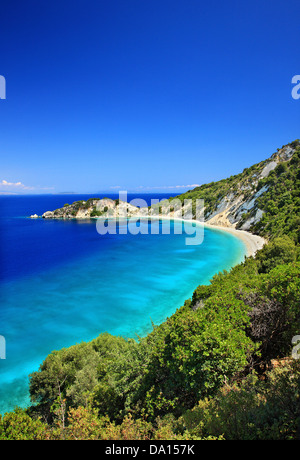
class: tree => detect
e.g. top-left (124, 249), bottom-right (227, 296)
top-left (256, 236), bottom-right (297, 273)
top-left (0, 408), bottom-right (48, 440)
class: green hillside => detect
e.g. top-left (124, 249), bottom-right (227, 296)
top-left (1, 141), bottom-right (299, 440)
top-left (174, 139), bottom-right (300, 242)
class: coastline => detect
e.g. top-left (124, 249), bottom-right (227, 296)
top-left (129, 215), bottom-right (266, 258)
top-left (35, 196), bottom-right (266, 260)
top-left (1, 210), bottom-right (266, 415)
top-left (35, 207), bottom-right (266, 259)
top-left (203, 223), bottom-right (266, 258)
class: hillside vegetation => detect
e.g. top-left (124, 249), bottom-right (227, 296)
top-left (173, 140), bottom-right (300, 240)
top-left (1, 140), bottom-right (299, 440)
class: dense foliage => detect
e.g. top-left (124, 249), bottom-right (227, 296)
top-left (1, 141), bottom-right (299, 440)
top-left (251, 146), bottom-right (300, 243)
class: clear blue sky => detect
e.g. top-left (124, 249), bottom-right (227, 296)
top-left (0, 0), bottom-right (299, 194)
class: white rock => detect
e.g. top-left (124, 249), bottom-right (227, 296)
top-left (42, 211), bottom-right (54, 218)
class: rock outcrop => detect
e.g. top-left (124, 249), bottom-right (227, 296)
top-left (202, 142), bottom-right (299, 230)
top-left (41, 198), bottom-right (142, 220)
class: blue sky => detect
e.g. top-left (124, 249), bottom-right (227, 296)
top-left (0, 0), bottom-right (299, 194)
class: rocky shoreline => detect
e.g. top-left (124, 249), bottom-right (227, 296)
top-left (30, 197), bottom-right (192, 220)
top-left (30, 198), bottom-right (142, 220)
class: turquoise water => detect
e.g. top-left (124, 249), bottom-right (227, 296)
top-left (0, 201), bottom-right (246, 415)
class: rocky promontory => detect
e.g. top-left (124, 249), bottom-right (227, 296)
top-left (36, 196), bottom-right (194, 221)
top-left (40, 198), bottom-right (143, 220)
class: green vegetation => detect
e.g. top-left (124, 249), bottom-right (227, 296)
top-left (251, 147), bottom-right (300, 243)
top-left (58, 198), bottom-right (117, 218)
top-left (170, 159), bottom-right (269, 218)
top-left (90, 209), bottom-right (104, 217)
top-left (173, 141), bottom-right (300, 240)
top-left (1, 141), bottom-right (299, 440)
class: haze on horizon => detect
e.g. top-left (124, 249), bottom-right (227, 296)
top-left (0, 0), bottom-right (299, 195)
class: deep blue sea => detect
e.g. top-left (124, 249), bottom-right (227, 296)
top-left (0, 194), bottom-right (246, 415)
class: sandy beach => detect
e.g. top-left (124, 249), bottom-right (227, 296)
top-left (203, 223), bottom-right (266, 258)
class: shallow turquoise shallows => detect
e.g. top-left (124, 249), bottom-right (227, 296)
top-left (0, 215), bottom-right (246, 415)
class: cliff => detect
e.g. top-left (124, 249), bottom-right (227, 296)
top-left (172, 140), bottom-right (300, 239)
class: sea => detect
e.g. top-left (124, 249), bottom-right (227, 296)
top-left (0, 193), bottom-right (246, 414)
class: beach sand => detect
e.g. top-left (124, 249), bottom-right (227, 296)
top-left (203, 223), bottom-right (266, 258)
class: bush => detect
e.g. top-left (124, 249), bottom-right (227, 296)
top-left (182, 359), bottom-right (300, 440)
top-left (0, 408), bottom-right (48, 440)
top-left (255, 236), bottom-right (298, 273)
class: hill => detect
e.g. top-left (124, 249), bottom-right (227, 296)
top-left (171, 140), bottom-right (300, 242)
